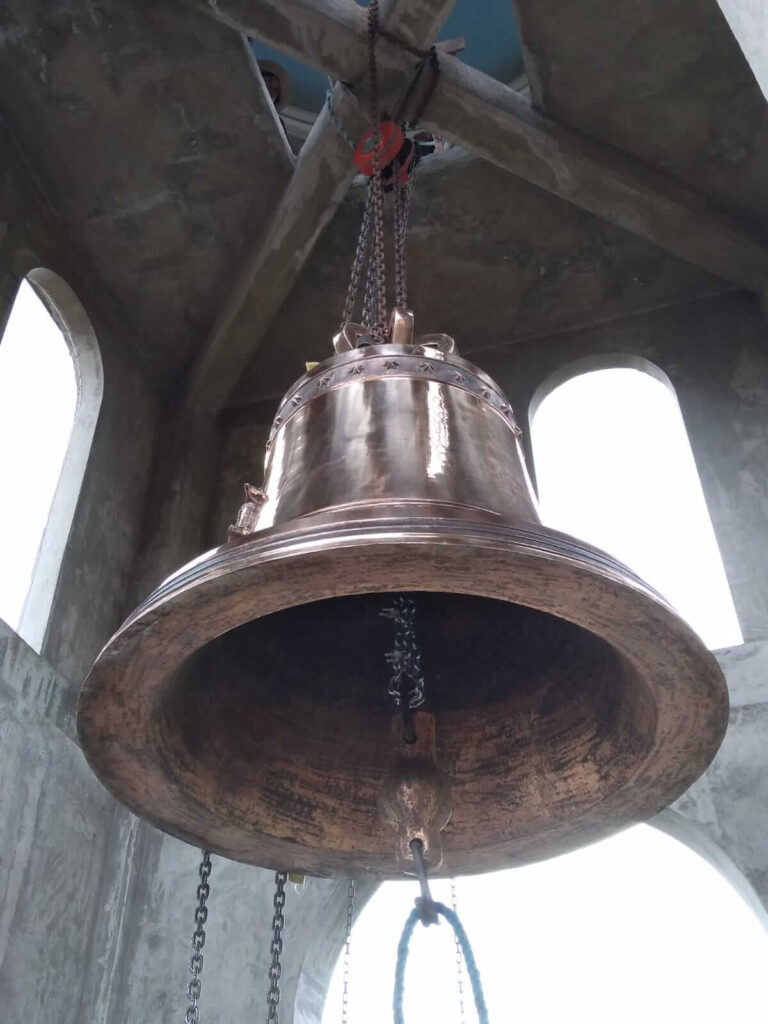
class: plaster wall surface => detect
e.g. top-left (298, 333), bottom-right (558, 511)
top-left (3, 146), bottom-right (768, 1024)
top-left (0, 100), bottom-right (166, 1024)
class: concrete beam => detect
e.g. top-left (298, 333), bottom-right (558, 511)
top-left (193, 0), bottom-right (425, 105)
top-left (184, 0), bottom-right (458, 412)
top-left (195, 0), bottom-right (768, 302)
top-left (183, 85), bottom-right (365, 412)
top-left (416, 54), bottom-right (768, 294)
top-left (197, 0), bottom-right (367, 80)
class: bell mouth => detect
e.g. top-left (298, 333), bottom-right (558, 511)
top-left (78, 517), bottom-right (728, 878)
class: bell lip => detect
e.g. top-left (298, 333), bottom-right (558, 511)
top-left (77, 515), bottom-right (729, 878)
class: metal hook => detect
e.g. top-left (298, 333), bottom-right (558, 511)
top-left (410, 838), bottom-right (439, 926)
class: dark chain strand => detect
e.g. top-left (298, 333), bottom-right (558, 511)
top-left (184, 851), bottom-right (212, 1024)
top-left (367, 0), bottom-right (388, 336)
top-left (342, 183), bottom-right (374, 325)
top-left (394, 169), bottom-right (414, 310)
top-left (382, 595), bottom-right (426, 710)
top-left (266, 872), bottom-right (288, 1024)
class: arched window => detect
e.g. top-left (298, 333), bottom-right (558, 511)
top-left (0, 270), bottom-right (102, 652)
top-left (529, 359), bottom-right (742, 650)
top-left (320, 823), bottom-right (768, 1024)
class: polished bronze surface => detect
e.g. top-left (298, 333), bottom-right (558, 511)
top-left (77, 342), bottom-right (729, 878)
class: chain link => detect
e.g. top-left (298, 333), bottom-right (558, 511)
top-left (266, 872), bottom-right (288, 1024)
top-left (342, 184), bottom-right (374, 327)
top-left (325, 85), bottom-right (355, 149)
top-left (381, 595), bottom-right (426, 710)
top-left (184, 851), bottom-right (212, 1024)
top-left (366, 0), bottom-right (388, 337)
top-left (340, 880), bottom-right (356, 1024)
top-left (450, 878), bottom-right (467, 1024)
top-left (394, 169), bottom-right (414, 310)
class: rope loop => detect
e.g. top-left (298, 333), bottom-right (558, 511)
top-left (393, 902), bottom-right (489, 1024)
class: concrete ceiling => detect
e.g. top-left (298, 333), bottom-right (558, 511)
top-left (231, 152), bottom-right (728, 406)
top-left (0, 0), bottom-right (765, 398)
top-left (249, 0), bottom-right (525, 113)
top-left (514, 0), bottom-right (768, 232)
top-left (0, 0), bottom-right (292, 379)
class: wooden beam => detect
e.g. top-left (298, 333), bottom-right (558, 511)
top-left (416, 54), bottom-right (768, 294)
top-left (184, 0), bottom-right (459, 412)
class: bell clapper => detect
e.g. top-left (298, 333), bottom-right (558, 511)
top-left (378, 709), bottom-right (452, 873)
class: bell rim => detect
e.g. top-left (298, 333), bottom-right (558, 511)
top-left (77, 515), bottom-right (729, 878)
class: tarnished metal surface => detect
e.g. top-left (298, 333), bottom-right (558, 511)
top-left (378, 712), bottom-right (452, 871)
top-left (77, 345), bottom-right (729, 878)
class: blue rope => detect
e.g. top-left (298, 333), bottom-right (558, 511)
top-left (393, 901), bottom-right (489, 1024)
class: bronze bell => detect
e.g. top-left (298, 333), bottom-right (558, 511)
top-left (77, 330), bottom-right (728, 878)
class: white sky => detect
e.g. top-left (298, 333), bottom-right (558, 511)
top-left (530, 367), bottom-right (742, 650)
top-left (322, 825), bottom-right (768, 1024)
top-left (0, 280), bottom-right (77, 630)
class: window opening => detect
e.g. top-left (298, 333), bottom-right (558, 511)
top-left (0, 274), bottom-right (100, 652)
top-left (530, 365), bottom-right (742, 650)
top-left (321, 824), bottom-right (768, 1024)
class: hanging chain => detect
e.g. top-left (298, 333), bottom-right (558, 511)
top-left (340, 880), bottom-right (356, 1024)
top-left (266, 872), bottom-right (288, 1024)
top-left (450, 878), bottom-right (467, 1024)
top-left (366, 0), bottom-right (388, 336)
top-left (394, 170), bottom-right (414, 310)
top-left (339, 1), bottom-right (424, 334)
top-left (184, 851), bottom-right (212, 1024)
top-left (381, 595), bottom-right (426, 711)
top-left (342, 184), bottom-right (374, 326)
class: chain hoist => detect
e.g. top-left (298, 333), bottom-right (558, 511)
top-left (266, 871), bottom-right (288, 1024)
top-left (184, 851), bottom-right (212, 1024)
top-left (341, 0), bottom-right (422, 340)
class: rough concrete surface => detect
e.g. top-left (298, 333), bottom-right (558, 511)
top-left (1, 1), bottom-right (768, 1022)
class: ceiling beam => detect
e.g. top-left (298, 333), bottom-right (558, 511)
top-left (194, 0), bottom-right (422, 103)
top-left (183, 84), bottom-right (364, 413)
top-left (415, 54), bottom-right (768, 294)
top-left (196, 0), bottom-right (768, 295)
top-left (183, 0), bottom-right (459, 412)
top-left (185, 0), bottom-right (768, 414)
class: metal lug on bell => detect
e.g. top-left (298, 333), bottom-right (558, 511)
top-left (378, 711), bottom-right (452, 873)
top-left (390, 307), bottom-right (415, 347)
top-left (333, 321), bottom-right (370, 354)
top-left (416, 332), bottom-right (456, 359)
top-left (77, 335), bottom-right (729, 879)
top-left (227, 483), bottom-right (267, 545)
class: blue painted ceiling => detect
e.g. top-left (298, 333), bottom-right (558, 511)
top-left (250, 0), bottom-right (524, 112)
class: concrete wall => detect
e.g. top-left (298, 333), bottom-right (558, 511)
top-left (0, 114), bottom-right (162, 1024)
top-left (2, 166), bottom-right (768, 1024)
